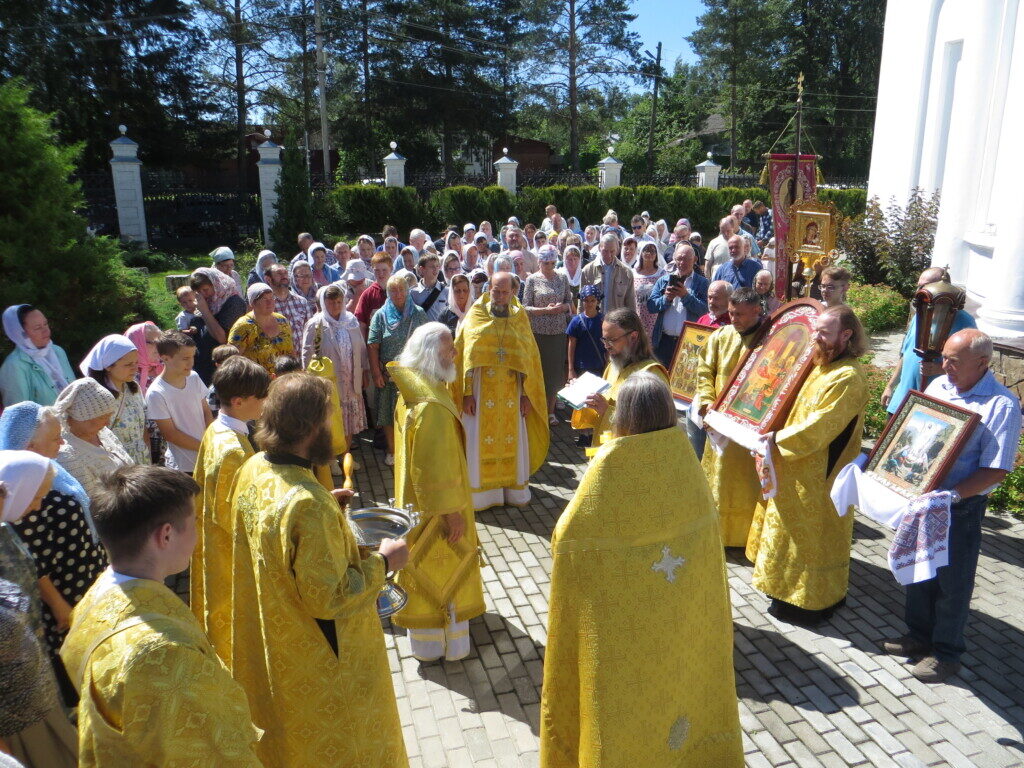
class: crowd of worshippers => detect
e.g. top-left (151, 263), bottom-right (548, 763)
top-left (0, 192), bottom-right (1019, 767)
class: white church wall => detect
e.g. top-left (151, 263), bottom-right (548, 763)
top-left (868, 0), bottom-right (1024, 337)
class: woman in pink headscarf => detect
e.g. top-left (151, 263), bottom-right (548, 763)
top-left (125, 321), bottom-right (164, 394)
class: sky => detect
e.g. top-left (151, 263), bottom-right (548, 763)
top-left (629, 0), bottom-right (704, 67)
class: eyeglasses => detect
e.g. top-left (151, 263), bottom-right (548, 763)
top-left (632, 225), bottom-right (643, 230)
top-left (601, 332), bottom-right (630, 347)
top-left (819, 283), bottom-right (845, 293)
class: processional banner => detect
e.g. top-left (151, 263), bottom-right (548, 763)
top-left (767, 154), bottom-right (817, 299)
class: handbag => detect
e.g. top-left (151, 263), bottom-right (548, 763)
top-left (305, 321), bottom-right (349, 455)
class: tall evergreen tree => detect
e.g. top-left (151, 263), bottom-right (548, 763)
top-left (0, 0), bottom-right (216, 171)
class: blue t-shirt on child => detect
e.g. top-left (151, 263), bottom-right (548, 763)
top-left (566, 312), bottom-right (606, 375)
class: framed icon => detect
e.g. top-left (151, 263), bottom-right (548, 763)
top-left (864, 390), bottom-right (980, 499)
top-left (668, 322), bottom-right (714, 404)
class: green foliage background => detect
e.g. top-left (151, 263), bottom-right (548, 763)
top-left (0, 81), bottom-right (157, 361)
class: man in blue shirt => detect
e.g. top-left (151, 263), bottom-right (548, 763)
top-left (882, 267), bottom-right (977, 415)
top-left (646, 243), bottom-right (710, 367)
top-left (883, 329), bottom-right (1022, 683)
top-left (713, 235), bottom-right (762, 290)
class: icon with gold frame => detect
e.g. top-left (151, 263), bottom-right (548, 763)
top-left (786, 197), bottom-right (840, 297)
top-left (668, 322), bottom-right (714, 404)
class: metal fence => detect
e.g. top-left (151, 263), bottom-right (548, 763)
top-left (78, 172), bottom-right (118, 237)
top-left (144, 189), bottom-right (261, 250)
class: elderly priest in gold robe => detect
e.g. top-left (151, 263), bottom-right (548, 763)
top-left (541, 372), bottom-right (743, 767)
top-left (228, 373), bottom-right (409, 768)
top-left (389, 322), bottom-right (486, 662)
top-left (455, 271), bottom-right (549, 510)
top-left (747, 304), bottom-right (869, 626)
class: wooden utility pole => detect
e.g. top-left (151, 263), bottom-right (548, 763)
top-left (567, 0), bottom-right (579, 171)
top-left (645, 42), bottom-right (662, 175)
top-left (791, 72), bottom-right (804, 203)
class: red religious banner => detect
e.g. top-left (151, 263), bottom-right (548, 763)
top-left (767, 154), bottom-right (817, 299)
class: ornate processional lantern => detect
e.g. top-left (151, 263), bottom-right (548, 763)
top-left (913, 274), bottom-right (966, 389)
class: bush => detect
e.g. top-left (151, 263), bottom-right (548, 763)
top-left (819, 189), bottom-right (868, 221)
top-left (847, 282), bottom-right (908, 333)
top-left (989, 433), bottom-right (1024, 518)
top-left (327, 185), bottom-right (427, 238)
top-left (119, 242), bottom-right (186, 272)
top-left (837, 189), bottom-right (939, 297)
top-left (859, 358), bottom-right (892, 441)
top-left (0, 80), bottom-right (157, 361)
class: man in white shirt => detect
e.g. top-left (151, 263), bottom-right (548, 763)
top-left (704, 217), bottom-right (735, 278)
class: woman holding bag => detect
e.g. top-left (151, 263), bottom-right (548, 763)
top-left (301, 284), bottom-right (370, 442)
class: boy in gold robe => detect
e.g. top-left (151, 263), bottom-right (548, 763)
top-left (541, 373), bottom-right (743, 767)
top-left (60, 465), bottom-right (262, 767)
top-left (454, 271), bottom-right (549, 510)
top-left (696, 288), bottom-right (766, 547)
top-left (747, 305), bottom-right (869, 626)
top-left (228, 373), bottom-right (409, 768)
top-left (579, 307), bottom-right (667, 452)
top-left (389, 322), bottom-right (486, 661)
top-left (191, 356), bottom-right (270, 667)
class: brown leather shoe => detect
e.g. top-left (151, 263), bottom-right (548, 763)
top-left (911, 655), bottom-right (961, 683)
top-left (881, 635), bottom-right (931, 657)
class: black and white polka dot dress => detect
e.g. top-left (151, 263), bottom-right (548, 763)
top-left (11, 490), bottom-right (107, 654)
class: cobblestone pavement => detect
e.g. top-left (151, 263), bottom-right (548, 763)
top-left (171, 420), bottom-right (1024, 768)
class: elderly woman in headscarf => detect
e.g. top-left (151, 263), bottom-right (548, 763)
top-left (308, 241), bottom-right (341, 287)
top-left (247, 249), bottom-right (278, 288)
top-left (290, 259), bottom-right (319, 307)
top-left (1, 404), bottom-right (107, 706)
top-left (0, 305), bottom-right (76, 408)
top-left (355, 234), bottom-right (377, 265)
top-left (439, 273), bottom-right (472, 336)
top-left (461, 242), bottom-right (481, 274)
top-left (190, 267), bottom-right (248, 383)
top-left (228, 283), bottom-right (294, 376)
top-left (394, 245), bottom-right (419, 274)
top-left (210, 246), bottom-right (244, 294)
top-left (0, 449), bottom-right (78, 768)
top-left (367, 274), bottom-right (427, 465)
top-left (80, 334), bottom-right (151, 466)
top-left (52, 378), bottom-right (135, 500)
top-left (558, 244), bottom-right (585, 312)
top-left (302, 284), bottom-right (369, 439)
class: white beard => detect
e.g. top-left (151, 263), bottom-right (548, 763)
top-left (439, 362), bottom-right (457, 383)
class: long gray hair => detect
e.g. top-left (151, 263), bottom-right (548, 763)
top-left (612, 371), bottom-right (677, 437)
top-left (397, 322), bottom-right (456, 383)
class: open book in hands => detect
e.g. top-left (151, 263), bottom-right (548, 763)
top-left (557, 371), bottom-right (611, 410)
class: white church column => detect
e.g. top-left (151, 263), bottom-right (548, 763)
top-left (976, 9), bottom-right (1024, 339)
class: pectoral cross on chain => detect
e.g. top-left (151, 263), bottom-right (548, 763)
top-left (496, 346), bottom-right (507, 363)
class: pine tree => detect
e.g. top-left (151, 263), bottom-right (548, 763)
top-left (0, 81), bottom-right (155, 359)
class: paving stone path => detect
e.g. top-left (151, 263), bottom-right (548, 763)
top-left (171, 417), bottom-right (1024, 768)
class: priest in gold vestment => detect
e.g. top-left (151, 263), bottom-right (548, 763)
top-left (389, 322), bottom-right (486, 661)
top-left (454, 271), bottom-right (549, 510)
top-left (541, 373), bottom-right (742, 768)
top-left (578, 307), bottom-right (667, 452)
top-left (60, 465), bottom-right (262, 767)
top-left (747, 305), bottom-right (869, 626)
top-left (191, 356), bottom-right (269, 668)
top-left (696, 288), bottom-right (766, 547)
top-left (228, 373), bottom-right (409, 768)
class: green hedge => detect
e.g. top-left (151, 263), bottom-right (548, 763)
top-left (847, 282), bottom-right (908, 334)
top-left (323, 184), bottom-right (867, 241)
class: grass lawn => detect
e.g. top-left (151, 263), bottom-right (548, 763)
top-left (146, 254), bottom-right (208, 329)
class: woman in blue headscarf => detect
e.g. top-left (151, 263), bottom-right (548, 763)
top-left (367, 274), bottom-right (427, 465)
top-left (0, 401), bottom-right (107, 705)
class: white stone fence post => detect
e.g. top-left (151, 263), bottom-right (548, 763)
top-left (696, 153), bottom-right (722, 190)
top-left (109, 126), bottom-right (147, 244)
top-left (494, 148), bottom-right (518, 195)
top-left (597, 149), bottom-right (623, 189)
top-left (256, 130), bottom-right (283, 245)
top-left (384, 142), bottom-right (407, 187)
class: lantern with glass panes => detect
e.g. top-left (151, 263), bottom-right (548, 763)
top-left (913, 275), bottom-right (966, 389)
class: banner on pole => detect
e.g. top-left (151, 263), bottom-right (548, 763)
top-left (767, 154), bottom-right (817, 299)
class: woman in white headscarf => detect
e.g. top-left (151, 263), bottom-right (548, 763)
top-left (301, 284), bottom-right (369, 438)
top-left (557, 244), bottom-right (585, 313)
top-left (52, 378), bottom-right (135, 499)
top-left (0, 305), bottom-right (77, 408)
top-left (80, 334), bottom-right (151, 465)
top-left (246, 249), bottom-right (278, 289)
top-left (0, 449), bottom-right (78, 768)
